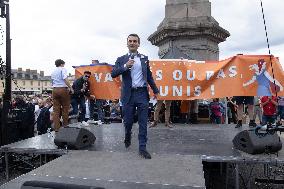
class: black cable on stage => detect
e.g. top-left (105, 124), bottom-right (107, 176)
top-left (259, 0), bottom-right (278, 98)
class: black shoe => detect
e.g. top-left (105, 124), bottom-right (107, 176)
top-left (124, 134), bottom-right (131, 148)
top-left (139, 150), bottom-right (151, 159)
top-left (235, 120), bottom-right (242, 128)
top-left (249, 120), bottom-right (257, 127)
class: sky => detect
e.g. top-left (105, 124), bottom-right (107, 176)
top-left (0, 0), bottom-right (283, 75)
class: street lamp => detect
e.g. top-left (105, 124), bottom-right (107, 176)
top-left (0, 0), bottom-right (11, 146)
top-left (0, 1), bottom-right (5, 18)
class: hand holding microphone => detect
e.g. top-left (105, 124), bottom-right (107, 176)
top-left (80, 82), bottom-right (88, 93)
top-left (82, 83), bottom-right (86, 91)
top-left (126, 53), bottom-right (135, 70)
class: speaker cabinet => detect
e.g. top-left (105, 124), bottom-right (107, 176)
top-left (54, 127), bottom-right (96, 149)
top-left (232, 130), bottom-right (282, 154)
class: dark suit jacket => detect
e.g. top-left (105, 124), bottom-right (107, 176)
top-left (111, 53), bottom-right (159, 105)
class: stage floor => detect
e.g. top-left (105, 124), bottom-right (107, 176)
top-left (1, 123), bottom-right (284, 188)
top-left (1, 151), bottom-right (204, 189)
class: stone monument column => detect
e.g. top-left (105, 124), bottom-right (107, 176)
top-left (148, 0), bottom-right (230, 124)
top-left (148, 0), bottom-right (230, 60)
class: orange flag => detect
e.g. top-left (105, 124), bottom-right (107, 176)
top-left (75, 55), bottom-right (284, 100)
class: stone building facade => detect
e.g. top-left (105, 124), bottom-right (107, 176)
top-left (0, 68), bottom-right (75, 96)
top-left (10, 68), bottom-right (52, 95)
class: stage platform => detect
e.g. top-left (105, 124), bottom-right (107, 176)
top-left (1, 123), bottom-right (284, 188)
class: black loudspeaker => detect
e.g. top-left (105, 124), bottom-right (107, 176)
top-left (54, 127), bottom-right (96, 149)
top-left (232, 130), bottom-right (282, 154)
top-left (21, 180), bottom-right (104, 189)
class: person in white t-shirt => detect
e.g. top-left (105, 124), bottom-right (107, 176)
top-left (51, 59), bottom-right (74, 131)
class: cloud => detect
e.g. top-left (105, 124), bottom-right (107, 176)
top-left (0, 0), bottom-right (283, 75)
top-left (212, 0), bottom-right (284, 62)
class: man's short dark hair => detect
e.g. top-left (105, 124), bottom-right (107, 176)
top-left (127, 33), bottom-right (140, 44)
top-left (55, 59), bottom-right (65, 67)
top-left (84, 71), bottom-right (91, 75)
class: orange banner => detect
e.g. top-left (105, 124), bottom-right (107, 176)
top-left (74, 55), bottom-right (284, 100)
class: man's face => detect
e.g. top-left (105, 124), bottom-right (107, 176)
top-left (127, 36), bottom-right (140, 53)
top-left (38, 101), bottom-right (44, 108)
top-left (83, 73), bottom-right (91, 81)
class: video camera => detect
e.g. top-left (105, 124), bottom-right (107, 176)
top-left (255, 122), bottom-right (284, 136)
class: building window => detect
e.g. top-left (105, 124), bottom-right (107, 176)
top-left (22, 81), bottom-right (25, 85)
top-left (45, 81), bottom-right (47, 86)
top-left (33, 75), bottom-right (38, 79)
top-left (30, 81), bottom-right (33, 85)
top-left (38, 81), bottom-right (40, 86)
top-left (25, 74), bottom-right (29, 79)
top-left (38, 88), bottom-right (40, 90)
top-left (31, 88), bottom-right (33, 90)
top-left (17, 73), bottom-right (22, 78)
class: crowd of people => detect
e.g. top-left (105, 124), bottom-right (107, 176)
top-left (227, 96), bottom-right (284, 127)
top-left (6, 94), bottom-right (124, 136)
top-left (150, 96), bottom-right (284, 127)
top-left (4, 93), bottom-right (283, 141)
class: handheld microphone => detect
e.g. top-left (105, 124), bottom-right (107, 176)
top-left (128, 53), bottom-right (135, 70)
top-left (130, 53), bottom-right (135, 60)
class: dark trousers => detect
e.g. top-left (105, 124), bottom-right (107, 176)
top-left (70, 97), bottom-right (86, 122)
top-left (211, 114), bottom-right (222, 124)
top-left (89, 99), bottom-right (96, 120)
top-left (262, 115), bottom-right (276, 125)
top-left (123, 88), bottom-right (149, 151)
top-left (278, 106), bottom-right (284, 120)
top-left (96, 99), bottom-right (105, 121)
top-left (37, 107), bottom-right (51, 135)
top-left (89, 99), bottom-right (105, 121)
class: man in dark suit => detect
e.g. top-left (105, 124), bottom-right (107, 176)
top-left (111, 33), bottom-right (159, 159)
